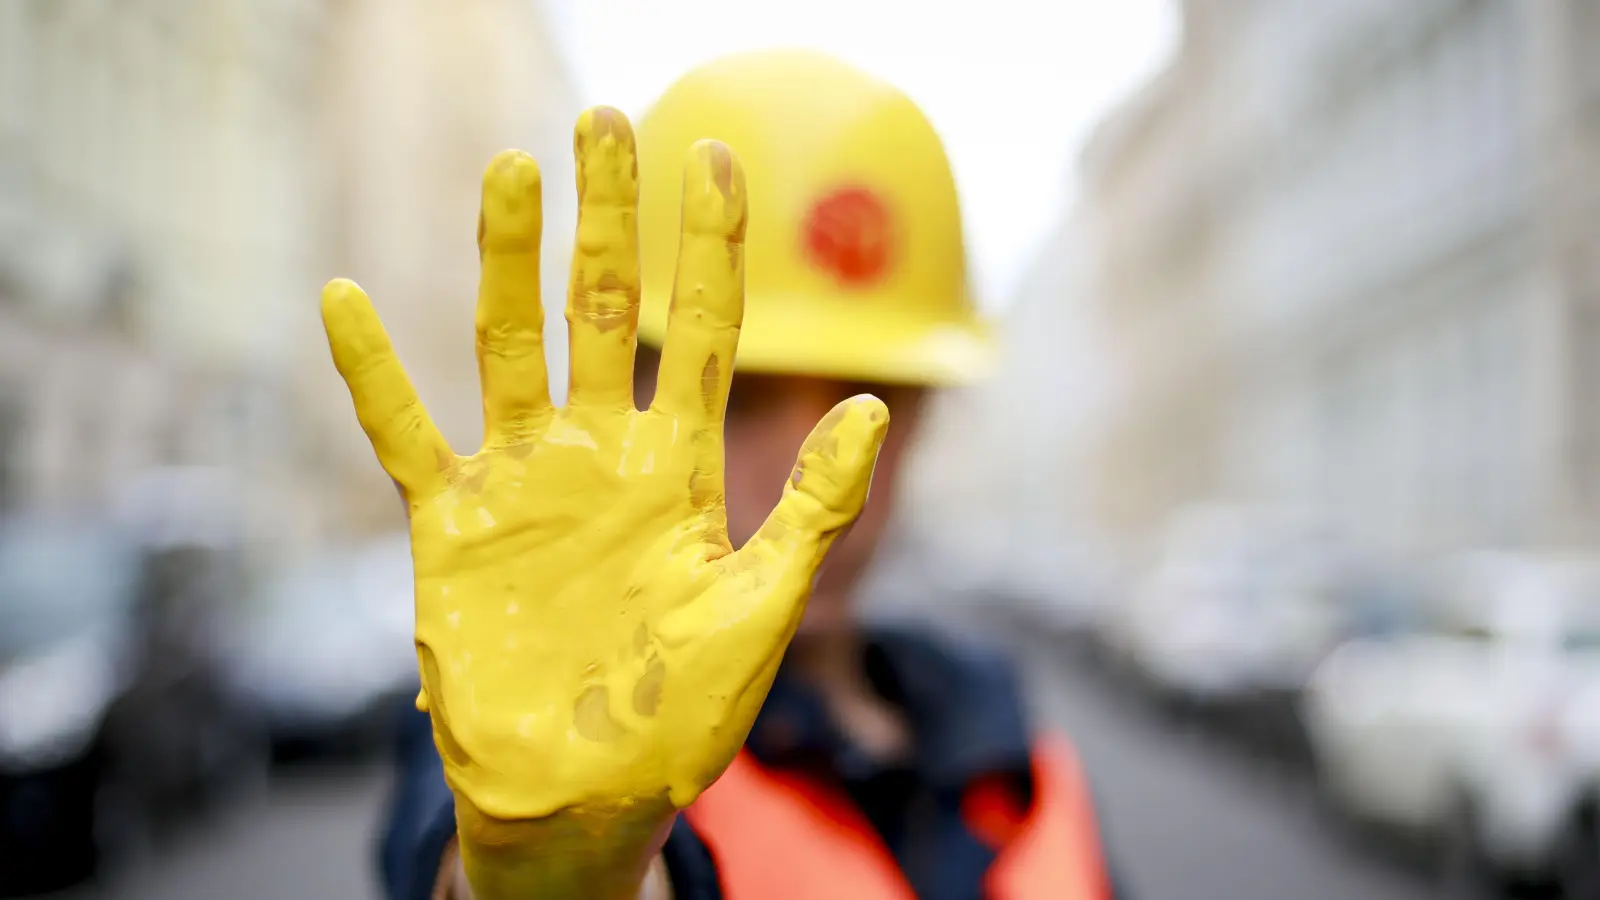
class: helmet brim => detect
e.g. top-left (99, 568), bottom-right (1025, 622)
top-left (638, 292), bottom-right (995, 387)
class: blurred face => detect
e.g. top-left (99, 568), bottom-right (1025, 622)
top-left (635, 350), bottom-right (925, 636)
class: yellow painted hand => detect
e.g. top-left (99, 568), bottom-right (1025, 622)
top-left (321, 109), bottom-right (889, 834)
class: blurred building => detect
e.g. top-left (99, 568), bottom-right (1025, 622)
top-left (1077, 0), bottom-right (1600, 558)
top-left (304, 0), bottom-right (581, 533)
top-left (0, 0), bottom-right (583, 553)
top-left (0, 1), bottom-right (329, 548)
top-left (885, 211), bottom-right (1113, 608)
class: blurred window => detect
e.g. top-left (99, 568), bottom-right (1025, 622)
top-left (1560, 570), bottom-right (1600, 652)
top-left (0, 522), bottom-right (137, 655)
top-left (244, 561), bottom-right (355, 634)
top-left (1344, 576), bottom-right (1425, 638)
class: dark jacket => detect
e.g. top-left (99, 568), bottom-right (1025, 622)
top-left (378, 626), bottom-right (1130, 900)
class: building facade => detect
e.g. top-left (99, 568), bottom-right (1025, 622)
top-left (1077, 0), bottom-right (1600, 558)
top-left (304, 0), bottom-right (582, 534)
top-left (0, 0), bottom-right (583, 553)
top-left (0, 0), bottom-right (329, 550)
top-left (879, 208), bottom-right (1115, 611)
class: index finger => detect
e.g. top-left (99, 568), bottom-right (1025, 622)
top-left (566, 107), bottom-right (643, 410)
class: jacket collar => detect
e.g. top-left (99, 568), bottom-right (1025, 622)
top-left (745, 625), bottom-right (1033, 788)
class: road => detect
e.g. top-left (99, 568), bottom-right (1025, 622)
top-left (1013, 640), bottom-right (1435, 900)
top-left (68, 631), bottom-right (1437, 900)
top-left (61, 766), bottom-right (387, 900)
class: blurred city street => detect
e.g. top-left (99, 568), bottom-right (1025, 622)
top-left (69, 768), bottom-right (386, 900)
top-left (64, 626), bottom-right (1435, 900)
top-left (1017, 637), bottom-right (1433, 900)
top-left (10, 1), bottom-right (1600, 898)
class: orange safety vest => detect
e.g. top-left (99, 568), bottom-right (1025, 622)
top-left (686, 733), bottom-right (1111, 900)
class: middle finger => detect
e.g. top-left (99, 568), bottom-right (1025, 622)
top-left (565, 106), bottom-right (642, 410)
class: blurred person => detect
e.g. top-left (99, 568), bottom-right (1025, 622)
top-left (338, 52), bottom-right (1129, 900)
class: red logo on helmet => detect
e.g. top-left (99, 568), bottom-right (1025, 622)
top-left (802, 186), bottom-right (894, 287)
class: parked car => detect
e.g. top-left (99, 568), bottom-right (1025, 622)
top-left (995, 542), bottom-right (1120, 646)
top-left (1110, 541), bottom-right (1263, 707)
top-left (1110, 507), bottom-right (1350, 709)
top-left (1301, 553), bottom-right (1600, 893)
top-left (1554, 677), bottom-right (1600, 896)
top-left (0, 515), bottom-right (263, 895)
top-left (218, 535), bottom-right (416, 759)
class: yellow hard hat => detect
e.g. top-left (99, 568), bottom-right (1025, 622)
top-left (635, 50), bottom-right (993, 387)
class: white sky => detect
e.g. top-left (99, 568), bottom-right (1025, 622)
top-left (542, 1), bottom-right (1178, 312)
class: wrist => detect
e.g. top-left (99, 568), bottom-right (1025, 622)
top-left (432, 838), bottom-right (471, 900)
top-left (455, 798), bottom-right (674, 900)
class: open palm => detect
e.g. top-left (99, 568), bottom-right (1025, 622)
top-left (321, 108), bottom-right (889, 830)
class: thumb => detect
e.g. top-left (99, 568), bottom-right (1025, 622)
top-left (737, 394), bottom-right (891, 573)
